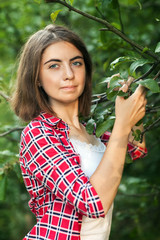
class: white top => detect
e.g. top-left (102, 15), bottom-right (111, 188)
top-left (70, 137), bottom-right (113, 240)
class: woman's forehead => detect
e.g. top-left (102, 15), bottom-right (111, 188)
top-left (41, 41), bottom-right (83, 62)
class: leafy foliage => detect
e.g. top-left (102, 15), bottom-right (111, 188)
top-left (0, 0), bottom-right (160, 239)
top-left (136, 79), bottom-right (160, 93)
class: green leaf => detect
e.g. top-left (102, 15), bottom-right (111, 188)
top-left (101, 76), bottom-right (112, 84)
top-left (96, 116), bottom-right (115, 137)
top-left (130, 59), bottom-right (152, 73)
top-left (86, 118), bottom-right (95, 135)
top-left (50, 10), bottom-right (62, 23)
top-left (109, 76), bottom-right (122, 90)
top-left (94, 105), bottom-right (111, 118)
top-left (155, 42), bottom-right (160, 53)
top-left (96, 115), bottom-right (105, 124)
top-left (106, 88), bottom-right (118, 101)
top-left (132, 129), bottom-right (142, 141)
top-left (110, 56), bottom-right (135, 70)
top-left (117, 90), bottom-right (130, 98)
top-left (136, 79), bottom-right (160, 93)
top-left (142, 47), bottom-right (149, 53)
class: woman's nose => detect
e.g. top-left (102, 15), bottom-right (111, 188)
top-left (63, 64), bottom-right (74, 80)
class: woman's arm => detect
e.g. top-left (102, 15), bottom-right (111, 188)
top-left (90, 85), bottom-right (146, 214)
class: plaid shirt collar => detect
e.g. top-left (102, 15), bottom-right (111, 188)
top-left (34, 112), bottom-right (69, 131)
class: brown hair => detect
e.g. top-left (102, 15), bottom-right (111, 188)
top-left (11, 24), bottom-right (92, 122)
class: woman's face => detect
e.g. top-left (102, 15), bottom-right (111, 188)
top-left (40, 41), bottom-right (86, 109)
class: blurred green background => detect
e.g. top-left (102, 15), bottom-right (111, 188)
top-left (0, 0), bottom-right (160, 239)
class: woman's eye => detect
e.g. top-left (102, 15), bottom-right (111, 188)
top-left (49, 64), bottom-right (58, 69)
top-left (72, 61), bottom-right (82, 66)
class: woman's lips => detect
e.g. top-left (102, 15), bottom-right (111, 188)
top-left (60, 86), bottom-right (77, 91)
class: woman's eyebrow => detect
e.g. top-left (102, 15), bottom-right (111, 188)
top-left (44, 56), bottom-right (83, 65)
top-left (44, 59), bottom-right (61, 65)
top-left (70, 56), bottom-right (84, 61)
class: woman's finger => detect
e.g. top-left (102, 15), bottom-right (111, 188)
top-left (111, 73), bottom-right (121, 78)
top-left (119, 83), bottom-right (129, 93)
top-left (118, 76), bottom-right (134, 93)
top-left (126, 76), bottom-right (134, 86)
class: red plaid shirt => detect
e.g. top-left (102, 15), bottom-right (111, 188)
top-left (20, 112), bottom-right (147, 240)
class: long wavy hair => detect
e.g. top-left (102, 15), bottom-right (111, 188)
top-left (11, 24), bottom-right (92, 122)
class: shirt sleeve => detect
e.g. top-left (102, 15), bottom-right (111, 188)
top-left (20, 123), bottom-right (105, 219)
top-left (101, 131), bottom-right (147, 161)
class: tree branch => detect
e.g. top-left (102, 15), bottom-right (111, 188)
top-left (154, 69), bottom-right (160, 80)
top-left (0, 90), bottom-right (10, 102)
top-left (0, 127), bottom-right (24, 137)
top-left (133, 62), bottom-right (160, 83)
top-left (140, 117), bottom-right (160, 142)
top-left (45, 0), bottom-right (160, 61)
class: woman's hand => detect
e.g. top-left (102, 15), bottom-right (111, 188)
top-left (114, 75), bottom-right (147, 148)
top-left (109, 73), bottom-right (147, 133)
top-left (107, 74), bottom-right (134, 92)
top-left (115, 84), bottom-right (147, 131)
top-left (108, 74), bottom-right (147, 147)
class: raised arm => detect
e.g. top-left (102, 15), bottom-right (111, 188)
top-left (90, 85), bottom-right (147, 214)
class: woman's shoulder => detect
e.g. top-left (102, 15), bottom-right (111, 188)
top-left (21, 112), bottom-right (68, 140)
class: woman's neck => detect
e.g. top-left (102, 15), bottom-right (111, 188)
top-left (52, 101), bottom-right (81, 129)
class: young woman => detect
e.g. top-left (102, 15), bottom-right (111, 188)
top-left (11, 24), bottom-right (147, 240)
